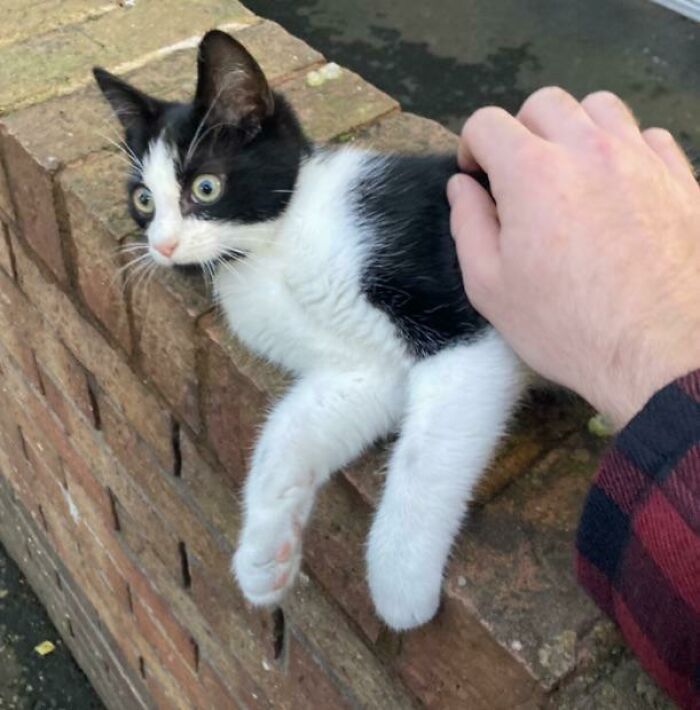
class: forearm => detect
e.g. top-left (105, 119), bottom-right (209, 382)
top-left (576, 371), bottom-right (700, 708)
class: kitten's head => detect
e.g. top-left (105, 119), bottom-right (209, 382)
top-left (94, 30), bottom-right (309, 267)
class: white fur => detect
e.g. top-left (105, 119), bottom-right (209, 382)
top-left (141, 138), bottom-right (526, 629)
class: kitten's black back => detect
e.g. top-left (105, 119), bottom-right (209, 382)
top-left (355, 154), bottom-right (489, 357)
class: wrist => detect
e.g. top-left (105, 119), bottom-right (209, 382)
top-left (590, 342), bottom-right (700, 431)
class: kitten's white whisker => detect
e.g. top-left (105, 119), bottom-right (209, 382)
top-left (94, 126), bottom-right (144, 174)
top-left (96, 133), bottom-right (143, 173)
top-left (122, 257), bottom-right (152, 291)
top-left (113, 255), bottom-right (151, 286)
top-left (118, 242), bottom-right (149, 254)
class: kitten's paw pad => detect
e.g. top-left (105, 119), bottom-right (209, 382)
top-left (232, 521), bottom-right (302, 606)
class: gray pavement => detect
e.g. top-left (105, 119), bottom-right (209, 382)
top-left (246, 0), bottom-right (699, 150)
top-left (0, 544), bottom-right (102, 709)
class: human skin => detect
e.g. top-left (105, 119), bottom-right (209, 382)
top-left (447, 88), bottom-right (700, 428)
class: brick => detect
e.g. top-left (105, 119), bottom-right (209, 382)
top-left (286, 582), bottom-right (417, 709)
top-left (0, 129), bottom-right (68, 283)
top-left (100, 554), bottom-right (133, 617)
top-left (33, 339), bottom-right (97, 430)
top-left (445, 430), bottom-right (609, 693)
top-left (200, 316), bottom-right (272, 481)
top-left (200, 313), bottom-right (288, 396)
top-left (133, 590), bottom-right (199, 678)
top-left (286, 630), bottom-right (354, 709)
top-left (157, 20), bottom-right (324, 103)
top-left (0, 18), bottom-right (322, 175)
top-left (105, 482), bottom-right (183, 586)
top-left (0, 343), bottom-right (117, 541)
top-left (0, 1), bottom-right (255, 113)
top-left (226, 20), bottom-right (324, 87)
top-left (476, 390), bottom-right (594, 502)
top-left (36, 365), bottom-right (73, 433)
top-left (305, 480), bottom-right (381, 643)
top-left (0, 2), bottom-right (117, 51)
top-left (341, 442), bottom-right (393, 508)
top-left (0, 155), bottom-right (15, 223)
top-left (13, 237), bottom-right (173, 468)
top-left (552, 645), bottom-right (675, 709)
top-left (200, 660), bottom-right (267, 710)
top-left (350, 111), bottom-right (459, 153)
top-left (0, 480), bottom-right (152, 710)
top-left (61, 152), bottom-right (136, 241)
top-left (179, 428), bottom-right (239, 547)
top-left (0, 229), bottom-right (12, 282)
top-left (0, 266), bottom-right (44, 390)
top-left (134, 544), bottom-right (295, 708)
top-left (59, 155), bottom-right (135, 351)
top-left (130, 260), bottom-right (209, 431)
top-left (98, 389), bottom-right (233, 572)
top-left (282, 66), bottom-right (399, 142)
top-left (395, 595), bottom-right (543, 709)
top-left (21, 420), bottom-right (65, 489)
top-left (189, 556), bottom-right (275, 662)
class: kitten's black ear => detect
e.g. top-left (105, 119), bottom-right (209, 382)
top-left (93, 67), bottom-right (161, 134)
top-left (195, 30), bottom-right (274, 137)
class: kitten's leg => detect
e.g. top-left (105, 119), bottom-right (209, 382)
top-left (367, 330), bottom-right (525, 630)
top-left (234, 366), bottom-right (405, 606)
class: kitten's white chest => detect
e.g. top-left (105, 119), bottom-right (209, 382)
top-left (215, 257), bottom-right (323, 372)
top-left (215, 247), bottom-right (405, 375)
top-left (214, 148), bottom-right (410, 376)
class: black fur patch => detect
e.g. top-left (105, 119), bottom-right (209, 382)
top-left (354, 154), bottom-right (489, 357)
top-left (94, 65), bottom-right (310, 241)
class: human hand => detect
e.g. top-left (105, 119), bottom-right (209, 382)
top-left (448, 88), bottom-right (700, 428)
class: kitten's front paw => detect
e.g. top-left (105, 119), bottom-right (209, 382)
top-left (367, 527), bottom-right (442, 631)
top-left (232, 516), bottom-right (302, 606)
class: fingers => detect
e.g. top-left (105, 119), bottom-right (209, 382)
top-left (517, 86), bottom-right (597, 142)
top-left (457, 106), bottom-right (541, 174)
top-left (642, 128), bottom-right (699, 193)
top-left (581, 91), bottom-right (642, 143)
top-left (447, 174), bottom-right (501, 306)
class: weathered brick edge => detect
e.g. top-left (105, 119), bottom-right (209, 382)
top-left (0, 474), bottom-right (153, 709)
top-left (0, 3), bottom-right (624, 709)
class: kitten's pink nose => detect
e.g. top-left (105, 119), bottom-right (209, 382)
top-left (154, 238), bottom-right (178, 258)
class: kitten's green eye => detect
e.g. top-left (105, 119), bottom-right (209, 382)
top-left (191, 174), bottom-right (223, 204)
top-left (132, 186), bottom-right (154, 215)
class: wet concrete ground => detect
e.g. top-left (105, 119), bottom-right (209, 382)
top-left (246, 0), bottom-right (699, 150)
top-left (0, 544), bottom-right (102, 709)
top-left (1, 0), bottom-right (698, 706)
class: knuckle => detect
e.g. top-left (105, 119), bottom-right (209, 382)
top-left (585, 129), bottom-right (617, 161)
top-left (582, 89), bottom-right (624, 110)
top-left (464, 106), bottom-right (505, 134)
top-left (522, 86), bottom-right (571, 113)
top-left (643, 127), bottom-right (674, 145)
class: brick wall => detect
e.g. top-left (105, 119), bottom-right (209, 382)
top-left (0, 3), bottom-right (657, 709)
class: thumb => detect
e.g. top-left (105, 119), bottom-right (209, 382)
top-left (447, 173), bottom-right (501, 304)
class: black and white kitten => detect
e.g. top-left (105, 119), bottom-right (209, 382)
top-left (95, 30), bottom-right (526, 631)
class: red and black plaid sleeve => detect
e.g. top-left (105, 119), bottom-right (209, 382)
top-left (576, 371), bottom-right (700, 709)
